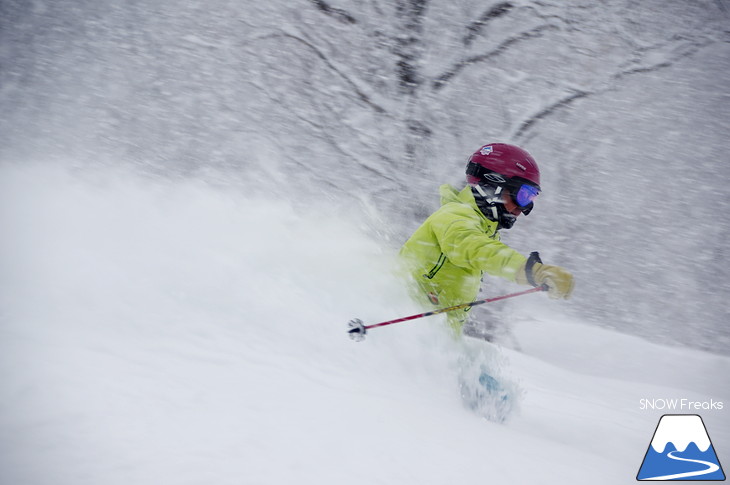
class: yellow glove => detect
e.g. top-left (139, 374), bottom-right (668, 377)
top-left (517, 261), bottom-right (575, 300)
top-left (533, 263), bottom-right (575, 299)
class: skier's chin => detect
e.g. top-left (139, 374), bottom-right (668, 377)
top-left (499, 214), bottom-right (517, 230)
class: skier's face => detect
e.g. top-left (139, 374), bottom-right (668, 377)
top-left (502, 189), bottom-right (523, 217)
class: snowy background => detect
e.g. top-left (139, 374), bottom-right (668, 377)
top-left (1, 1), bottom-right (729, 484)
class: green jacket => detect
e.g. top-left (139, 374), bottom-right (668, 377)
top-left (399, 184), bottom-right (527, 330)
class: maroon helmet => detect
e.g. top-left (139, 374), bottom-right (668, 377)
top-left (466, 143), bottom-right (541, 188)
top-left (465, 143), bottom-right (542, 227)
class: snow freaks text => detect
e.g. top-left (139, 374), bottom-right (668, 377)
top-left (639, 399), bottom-right (724, 411)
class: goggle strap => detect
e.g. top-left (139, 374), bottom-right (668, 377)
top-left (465, 161), bottom-right (482, 178)
top-left (467, 162), bottom-right (508, 184)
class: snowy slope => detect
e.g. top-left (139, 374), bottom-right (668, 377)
top-left (2, 0), bottom-right (729, 353)
top-left (1, 164), bottom-right (728, 485)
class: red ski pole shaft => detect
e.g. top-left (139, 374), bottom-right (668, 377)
top-left (347, 286), bottom-right (547, 340)
top-left (365, 286), bottom-right (545, 330)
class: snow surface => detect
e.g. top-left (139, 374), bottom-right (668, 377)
top-left (1, 164), bottom-right (728, 485)
top-left (1, 0), bottom-right (729, 352)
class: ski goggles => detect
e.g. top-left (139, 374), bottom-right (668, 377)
top-left (513, 183), bottom-right (540, 209)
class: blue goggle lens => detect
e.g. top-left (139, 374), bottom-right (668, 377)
top-left (515, 184), bottom-right (540, 208)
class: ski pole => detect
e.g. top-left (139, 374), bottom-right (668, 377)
top-left (347, 285), bottom-right (547, 341)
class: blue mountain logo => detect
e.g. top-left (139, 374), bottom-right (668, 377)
top-left (637, 414), bottom-right (725, 481)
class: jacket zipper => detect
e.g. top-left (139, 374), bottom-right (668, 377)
top-left (424, 253), bottom-right (447, 279)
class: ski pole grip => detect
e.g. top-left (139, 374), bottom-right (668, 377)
top-left (525, 251), bottom-right (542, 288)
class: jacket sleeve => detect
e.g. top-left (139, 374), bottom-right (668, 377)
top-left (430, 205), bottom-right (527, 282)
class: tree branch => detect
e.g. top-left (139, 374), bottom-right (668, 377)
top-left (308, 0), bottom-right (357, 25)
top-left (513, 38), bottom-right (718, 138)
top-left (393, 0), bottom-right (429, 95)
top-left (433, 24), bottom-right (556, 91)
top-left (463, 2), bottom-right (514, 46)
top-left (513, 90), bottom-right (589, 138)
top-left (258, 31), bottom-right (389, 115)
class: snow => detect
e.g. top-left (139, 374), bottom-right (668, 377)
top-left (1, 164), bottom-right (727, 485)
top-left (1, 1), bottom-right (729, 353)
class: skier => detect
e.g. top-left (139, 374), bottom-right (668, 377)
top-left (399, 143), bottom-right (574, 335)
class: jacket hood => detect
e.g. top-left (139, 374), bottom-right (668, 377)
top-left (439, 184), bottom-right (480, 211)
top-left (439, 183), bottom-right (496, 228)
